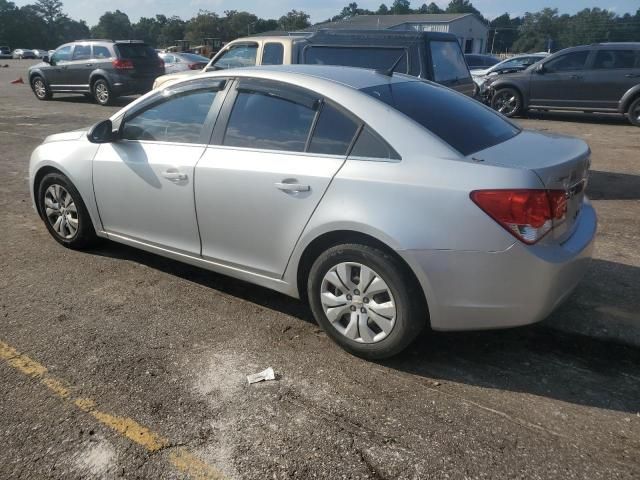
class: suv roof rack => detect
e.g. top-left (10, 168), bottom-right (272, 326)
top-left (115, 40), bottom-right (146, 44)
top-left (75, 39), bottom-right (113, 42)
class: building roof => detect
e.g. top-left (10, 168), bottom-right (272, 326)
top-left (306, 13), bottom-right (476, 31)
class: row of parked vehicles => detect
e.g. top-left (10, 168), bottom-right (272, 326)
top-left (24, 33), bottom-right (640, 125)
top-left (1, 47), bottom-right (50, 59)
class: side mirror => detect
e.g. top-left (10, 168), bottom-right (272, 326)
top-left (87, 119), bottom-right (117, 144)
top-left (536, 64), bottom-right (546, 74)
top-left (42, 55), bottom-right (50, 64)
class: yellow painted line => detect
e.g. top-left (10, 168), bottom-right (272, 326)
top-left (0, 340), bottom-right (225, 480)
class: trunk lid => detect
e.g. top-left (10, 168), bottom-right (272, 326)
top-left (472, 130), bottom-right (591, 243)
top-left (115, 43), bottom-right (164, 78)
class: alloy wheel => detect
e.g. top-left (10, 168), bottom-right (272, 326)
top-left (33, 78), bottom-right (46, 99)
top-left (95, 83), bottom-right (109, 104)
top-left (44, 184), bottom-right (78, 239)
top-left (493, 90), bottom-right (519, 116)
top-left (320, 262), bottom-right (397, 344)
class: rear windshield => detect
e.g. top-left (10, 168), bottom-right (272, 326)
top-left (360, 80), bottom-right (520, 156)
top-left (303, 46), bottom-right (408, 74)
top-left (179, 53), bottom-right (209, 63)
top-left (115, 43), bottom-right (157, 59)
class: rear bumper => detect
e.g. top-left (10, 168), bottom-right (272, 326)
top-left (401, 201), bottom-right (597, 331)
top-left (109, 73), bottom-right (159, 96)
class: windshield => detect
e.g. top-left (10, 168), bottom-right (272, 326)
top-left (360, 80), bottom-right (520, 156)
top-left (179, 53), bottom-right (209, 62)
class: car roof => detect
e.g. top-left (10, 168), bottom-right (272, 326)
top-left (194, 64), bottom-right (417, 91)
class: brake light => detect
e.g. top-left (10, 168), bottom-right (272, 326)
top-left (470, 189), bottom-right (567, 244)
top-left (112, 59), bottom-right (134, 70)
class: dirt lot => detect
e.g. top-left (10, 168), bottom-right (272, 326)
top-left (1, 60), bottom-right (639, 479)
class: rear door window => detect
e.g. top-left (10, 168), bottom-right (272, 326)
top-left (72, 44), bottom-right (91, 61)
top-left (122, 89), bottom-right (218, 144)
top-left (592, 50), bottom-right (638, 70)
top-left (304, 46), bottom-right (408, 73)
top-left (213, 44), bottom-right (258, 69)
top-left (262, 43), bottom-right (284, 65)
top-left (223, 82), bottom-right (316, 152)
top-left (308, 103), bottom-right (359, 156)
top-left (430, 41), bottom-right (470, 82)
top-left (360, 80), bottom-right (519, 156)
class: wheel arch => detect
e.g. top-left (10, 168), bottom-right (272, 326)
top-left (492, 82), bottom-right (527, 109)
top-left (620, 86), bottom-right (640, 114)
top-left (33, 165), bottom-right (68, 219)
top-left (89, 71), bottom-right (111, 90)
top-left (294, 229), bottom-right (430, 327)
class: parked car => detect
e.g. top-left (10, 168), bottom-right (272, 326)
top-left (154, 30), bottom-right (476, 97)
top-left (465, 53), bottom-right (500, 69)
top-left (472, 53), bottom-right (548, 92)
top-left (13, 48), bottom-right (36, 59)
top-left (159, 52), bottom-right (209, 74)
top-left (28, 40), bottom-right (164, 106)
top-left (0, 46), bottom-right (11, 59)
top-left (486, 42), bottom-right (640, 126)
top-left (29, 65), bottom-right (596, 359)
top-left (32, 49), bottom-right (48, 58)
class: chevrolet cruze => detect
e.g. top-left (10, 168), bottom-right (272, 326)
top-left (29, 65), bottom-right (597, 359)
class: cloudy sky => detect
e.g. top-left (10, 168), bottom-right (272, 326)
top-left (13, 0), bottom-right (640, 26)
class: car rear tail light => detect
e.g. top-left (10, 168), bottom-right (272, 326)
top-left (470, 189), bottom-right (567, 244)
top-left (112, 59), bottom-right (134, 70)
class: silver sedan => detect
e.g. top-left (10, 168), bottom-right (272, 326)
top-left (29, 65), bottom-right (596, 359)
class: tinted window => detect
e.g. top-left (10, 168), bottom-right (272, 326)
top-left (179, 53), bottom-right (209, 63)
top-left (224, 91), bottom-right (315, 152)
top-left (262, 43), bottom-right (284, 65)
top-left (593, 50), bottom-right (638, 70)
top-left (161, 54), bottom-right (176, 63)
top-left (360, 81), bottom-right (519, 156)
top-left (431, 41), bottom-right (470, 82)
top-left (545, 51), bottom-right (589, 72)
top-left (308, 103), bottom-right (359, 156)
top-left (52, 45), bottom-right (72, 63)
top-left (304, 46), bottom-right (408, 74)
top-left (213, 44), bottom-right (258, 69)
top-left (92, 45), bottom-right (111, 59)
top-left (72, 44), bottom-right (91, 61)
top-left (122, 89), bottom-right (217, 144)
top-left (115, 44), bottom-right (156, 59)
top-left (350, 126), bottom-right (400, 160)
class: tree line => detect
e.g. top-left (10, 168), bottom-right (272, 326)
top-left (1, 0), bottom-right (639, 53)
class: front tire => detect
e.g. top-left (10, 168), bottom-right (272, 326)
top-left (491, 87), bottom-right (523, 117)
top-left (31, 76), bottom-right (52, 100)
top-left (627, 97), bottom-right (640, 127)
top-left (308, 244), bottom-right (426, 360)
top-left (37, 172), bottom-right (98, 249)
top-left (93, 79), bottom-right (113, 106)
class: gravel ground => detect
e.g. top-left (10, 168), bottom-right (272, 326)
top-left (1, 60), bottom-right (639, 479)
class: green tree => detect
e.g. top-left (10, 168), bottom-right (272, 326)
top-left (278, 10), bottom-right (310, 31)
top-left (488, 13), bottom-right (521, 53)
top-left (446, 0), bottom-right (481, 15)
top-left (184, 10), bottom-right (220, 44)
top-left (158, 16), bottom-right (186, 47)
top-left (91, 10), bottom-right (132, 40)
top-left (511, 8), bottom-right (560, 52)
top-left (376, 4), bottom-right (389, 15)
top-left (390, 0), bottom-right (411, 15)
top-left (420, 3), bottom-right (444, 14)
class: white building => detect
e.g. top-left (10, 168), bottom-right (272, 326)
top-left (309, 14), bottom-right (489, 54)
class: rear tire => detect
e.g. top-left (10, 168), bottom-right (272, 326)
top-left (31, 76), bottom-right (52, 101)
top-left (491, 87), bottom-right (522, 117)
top-left (37, 172), bottom-right (98, 249)
top-left (308, 243), bottom-right (426, 360)
top-left (627, 97), bottom-right (640, 127)
top-left (93, 79), bottom-right (113, 106)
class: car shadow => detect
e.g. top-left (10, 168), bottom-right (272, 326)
top-left (524, 110), bottom-right (629, 126)
top-left (89, 242), bottom-right (640, 413)
top-left (587, 170), bottom-right (640, 200)
top-left (51, 95), bottom-right (136, 107)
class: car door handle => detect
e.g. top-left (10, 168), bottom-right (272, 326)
top-left (162, 170), bottom-right (187, 181)
top-left (275, 181), bottom-right (310, 193)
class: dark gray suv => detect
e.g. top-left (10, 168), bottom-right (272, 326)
top-left (486, 42), bottom-right (640, 126)
top-left (28, 40), bottom-right (164, 106)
